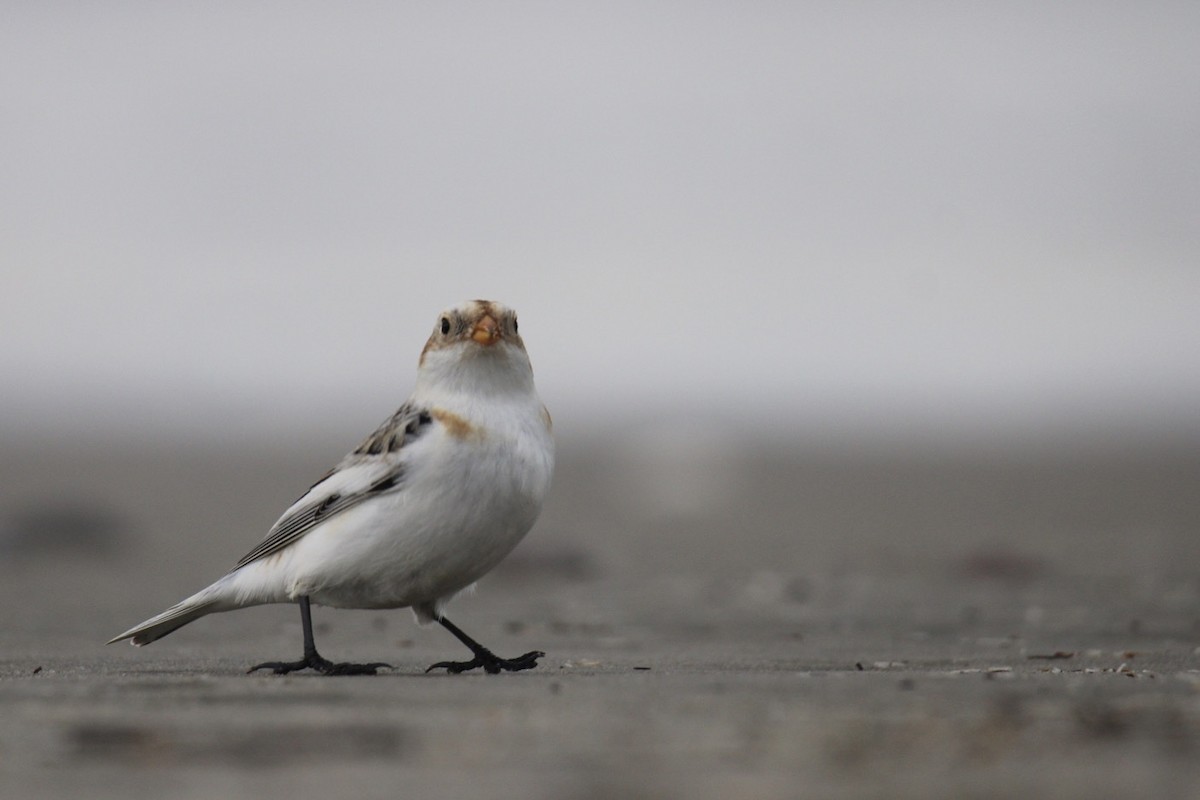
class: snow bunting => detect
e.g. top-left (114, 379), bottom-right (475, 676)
top-left (109, 300), bottom-right (555, 675)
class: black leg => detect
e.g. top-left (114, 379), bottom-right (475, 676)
top-left (248, 596), bottom-right (392, 676)
top-left (425, 615), bottom-right (544, 675)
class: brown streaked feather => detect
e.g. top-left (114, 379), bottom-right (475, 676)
top-left (353, 403), bottom-right (433, 456)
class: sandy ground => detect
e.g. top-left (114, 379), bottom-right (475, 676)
top-left (2, 432), bottom-right (1199, 799)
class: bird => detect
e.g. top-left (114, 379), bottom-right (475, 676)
top-left (109, 300), bottom-right (555, 676)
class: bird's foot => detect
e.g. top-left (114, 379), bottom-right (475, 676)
top-left (248, 652), bottom-right (392, 676)
top-left (426, 648), bottom-right (544, 675)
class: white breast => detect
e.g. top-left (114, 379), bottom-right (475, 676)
top-left (279, 395), bottom-right (554, 613)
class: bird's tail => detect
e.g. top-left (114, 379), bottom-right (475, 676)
top-left (107, 580), bottom-right (233, 646)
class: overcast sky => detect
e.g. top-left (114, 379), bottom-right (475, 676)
top-left (3, 2), bottom-right (1198, 446)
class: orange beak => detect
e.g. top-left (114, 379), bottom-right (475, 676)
top-left (470, 314), bottom-right (501, 345)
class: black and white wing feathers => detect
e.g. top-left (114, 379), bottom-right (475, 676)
top-left (234, 403), bottom-right (433, 569)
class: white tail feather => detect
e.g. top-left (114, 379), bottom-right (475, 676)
top-left (107, 581), bottom-right (232, 646)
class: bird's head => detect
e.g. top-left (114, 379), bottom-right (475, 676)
top-left (416, 300), bottom-right (535, 397)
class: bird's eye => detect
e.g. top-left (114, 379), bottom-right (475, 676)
top-left (513, 317), bottom-right (518, 334)
top-left (440, 317), bottom-right (451, 335)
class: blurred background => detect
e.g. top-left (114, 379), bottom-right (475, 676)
top-left (3, 0), bottom-right (1200, 626)
top-left (3, 2), bottom-right (1197, 451)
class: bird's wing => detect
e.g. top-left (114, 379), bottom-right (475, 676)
top-left (234, 403), bottom-right (433, 569)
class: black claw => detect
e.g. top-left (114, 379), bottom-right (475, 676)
top-left (428, 616), bottom-right (545, 674)
top-left (425, 649), bottom-right (545, 675)
top-left (248, 597), bottom-right (391, 676)
top-left (248, 655), bottom-right (392, 676)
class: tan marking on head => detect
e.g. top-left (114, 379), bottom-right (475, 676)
top-left (470, 299), bottom-right (497, 317)
top-left (432, 408), bottom-right (482, 440)
top-left (540, 405), bottom-right (553, 432)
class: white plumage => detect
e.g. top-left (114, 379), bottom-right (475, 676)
top-left (110, 300), bottom-right (554, 675)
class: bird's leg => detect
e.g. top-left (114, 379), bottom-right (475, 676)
top-left (425, 615), bottom-right (544, 674)
top-left (248, 596), bottom-right (392, 676)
